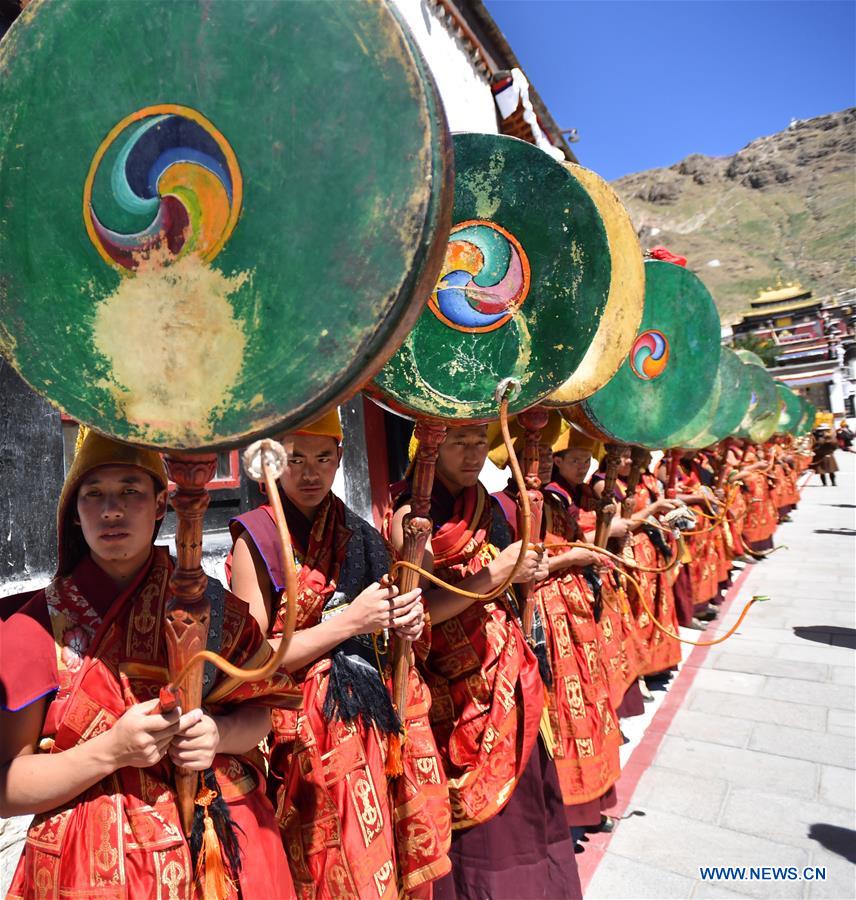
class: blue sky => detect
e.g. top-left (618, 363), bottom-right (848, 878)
top-left (485, 0), bottom-right (856, 179)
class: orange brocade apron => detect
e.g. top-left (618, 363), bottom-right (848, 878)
top-left (537, 494), bottom-right (622, 806)
top-left (625, 475), bottom-right (682, 674)
top-left (9, 547), bottom-right (299, 900)
top-left (741, 448), bottom-right (777, 546)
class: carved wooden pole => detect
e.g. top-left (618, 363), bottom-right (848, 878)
top-left (714, 438), bottom-right (734, 491)
top-left (665, 449), bottom-right (681, 500)
top-left (392, 420), bottom-right (447, 719)
top-left (162, 452), bottom-right (217, 836)
top-left (516, 405), bottom-right (549, 639)
top-left (621, 446), bottom-right (649, 521)
top-left (594, 443), bottom-right (625, 548)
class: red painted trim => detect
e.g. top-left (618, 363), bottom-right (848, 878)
top-left (577, 563), bottom-right (754, 892)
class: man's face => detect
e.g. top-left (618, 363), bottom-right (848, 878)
top-left (76, 465), bottom-right (166, 569)
top-left (437, 425), bottom-right (489, 492)
top-left (280, 434), bottom-right (341, 515)
top-left (537, 443), bottom-right (554, 485)
top-left (553, 448), bottom-right (591, 486)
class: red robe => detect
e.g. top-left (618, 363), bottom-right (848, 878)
top-left (535, 490), bottom-right (622, 807)
top-left (410, 483), bottom-right (542, 828)
top-left (587, 473), bottom-right (646, 700)
top-left (229, 492), bottom-right (451, 899)
top-left (628, 474), bottom-right (682, 674)
top-left (3, 548), bottom-right (299, 900)
top-left (741, 446), bottom-right (778, 549)
top-left (386, 480), bottom-right (580, 899)
top-left (677, 464), bottom-right (720, 607)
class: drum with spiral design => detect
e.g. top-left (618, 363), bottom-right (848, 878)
top-left (0, 0), bottom-right (453, 448)
top-left (369, 132), bottom-right (612, 423)
top-left (566, 259), bottom-right (722, 449)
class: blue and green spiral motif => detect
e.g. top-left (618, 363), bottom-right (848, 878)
top-left (84, 104), bottom-right (242, 271)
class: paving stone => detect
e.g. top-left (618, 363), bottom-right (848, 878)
top-left (654, 737), bottom-right (820, 799)
top-left (600, 807), bottom-right (810, 898)
top-left (666, 709), bottom-right (754, 749)
top-left (773, 642), bottom-right (854, 666)
top-left (706, 639), bottom-right (779, 662)
top-left (762, 676), bottom-right (854, 711)
top-left (738, 626), bottom-right (815, 645)
top-left (718, 786), bottom-right (855, 851)
top-left (688, 669), bottom-right (767, 697)
top-left (828, 665), bottom-right (854, 686)
top-left (627, 765), bottom-right (729, 824)
top-left (817, 765), bottom-right (855, 809)
top-left (693, 882), bottom-right (763, 899)
top-left (712, 653), bottom-right (828, 683)
top-left (586, 850), bottom-right (698, 899)
top-left (804, 847), bottom-right (856, 899)
top-left (826, 708), bottom-right (855, 736)
top-left (748, 722), bottom-right (855, 768)
top-left (688, 691), bottom-right (828, 733)
top-left (0, 817), bottom-right (28, 897)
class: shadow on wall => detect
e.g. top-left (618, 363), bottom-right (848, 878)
top-left (793, 626), bottom-right (856, 650)
top-left (807, 824), bottom-right (856, 864)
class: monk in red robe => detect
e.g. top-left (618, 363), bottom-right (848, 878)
top-left (738, 442), bottom-right (778, 552)
top-left (1, 431), bottom-right (299, 899)
top-left (228, 411), bottom-right (451, 899)
top-left (549, 444), bottom-right (631, 713)
top-left (487, 419), bottom-right (622, 843)
top-left (385, 423), bottom-right (581, 899)
top-left (590, 450), bottom-right (669, 716)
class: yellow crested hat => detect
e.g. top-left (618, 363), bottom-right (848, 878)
top-left (486, 410), bottom-right (568, 470)
top-left (551, 426), bottom-right (601, 456)
top-left (57, 427), bottom-right (169, 575)
top-left (292, 408), bottom-right (343, 443)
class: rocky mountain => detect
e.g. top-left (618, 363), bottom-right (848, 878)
top-left (612, 108), bottom-right (856, 322)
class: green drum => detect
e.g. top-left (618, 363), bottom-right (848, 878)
top-left (543, 164), bottom-right (645, 407)
top-left (735, 360), bottom-right (780, 443)
top-left (734, 348), bottom-right (766, 368)
top-left (796, 397), bottom-right (815, 435)
top-left (776, 384), bottom-right (802, 435)
top-left (0, 0), bottom-right (452, 449)
top-left (672, 347), bottom-right (751, 448)
top-left (370, 132), bottom-right (610, 422)
top-left (569, 259), bottom-right (721, 449)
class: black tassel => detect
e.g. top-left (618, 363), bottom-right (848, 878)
top-left (532, 639), bottom-right (553, 689)
top-left (189, 768), bottom-right (244, 883)
top-left (322, 647), bottom-right (402, 735)
top-left (642, 524), bottom-right (673, 561)
top-left (582, 566), bottom-right (603, 624)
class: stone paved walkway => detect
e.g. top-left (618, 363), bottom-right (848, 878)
top-left (584, 452), bottom-right (856, 899)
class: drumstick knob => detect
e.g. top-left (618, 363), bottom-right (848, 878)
top-left (243, 439), bottom-right (288, 483)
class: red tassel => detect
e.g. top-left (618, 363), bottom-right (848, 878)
top-left (194, 787), bottom-right (234, 900)
top-left (385, 729), bottom-right (404, 778)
